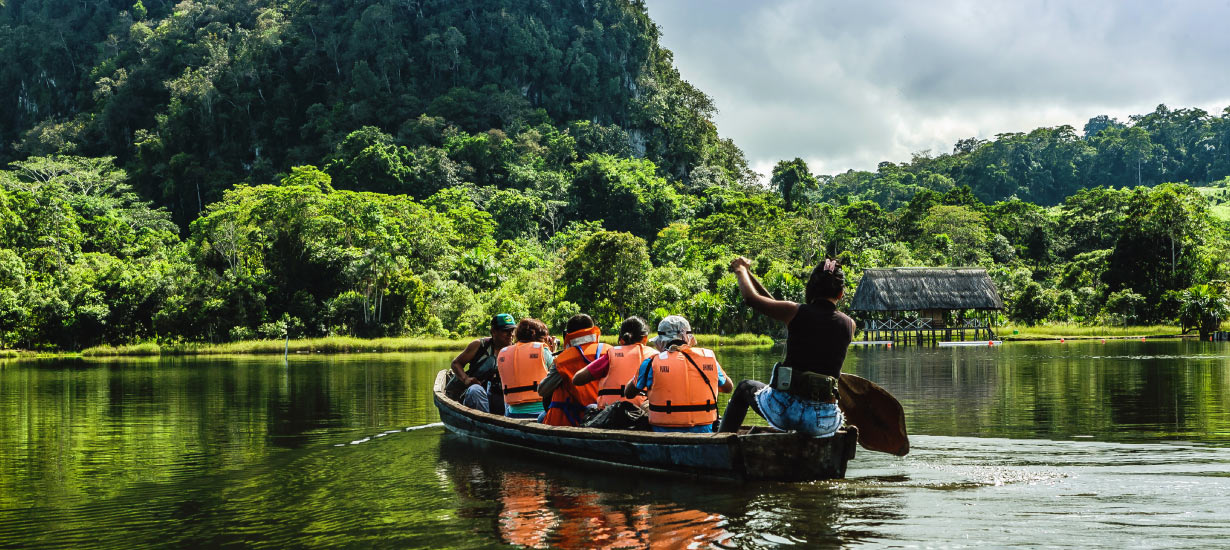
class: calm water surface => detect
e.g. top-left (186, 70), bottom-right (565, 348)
top-left (1, 341), bottom-right (1228, 548)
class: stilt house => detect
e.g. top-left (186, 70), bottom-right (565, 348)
top-left (850, 268), bottom-right (1004, 344)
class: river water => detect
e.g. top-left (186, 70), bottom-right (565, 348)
top-left (1, 340), bottom-right (1228, 548)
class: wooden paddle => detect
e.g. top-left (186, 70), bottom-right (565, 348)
top-left (743, 265), bottom-right (910, 456)
top-left (838, 373), bottom-right (909, 456)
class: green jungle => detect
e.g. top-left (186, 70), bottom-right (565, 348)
top-left (3, 0), bottom-right (1230, 351)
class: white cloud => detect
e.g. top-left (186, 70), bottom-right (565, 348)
top-left (644, 0), bottom-right (1230, 178)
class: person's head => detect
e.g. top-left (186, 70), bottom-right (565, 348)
top-left (651, 315), bottom-right (694, 349)
top-left (806, 258), bottom-right (845, 305)
top-left (514, 318), bottom-right (550, 343)
top-left (489, 313), bottom-right (517, 346)
top-left (564, 313), bottom-right (595, 335)
top-left (617, 316), bottom-right (650, 345)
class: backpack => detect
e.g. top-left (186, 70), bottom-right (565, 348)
top-left (581, 401), bottom-right (650, 431)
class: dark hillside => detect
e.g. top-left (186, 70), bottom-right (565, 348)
top-left (2, 2), bottom-right (1229, 350)
top-left (0, 0), bottom-right (749, 224)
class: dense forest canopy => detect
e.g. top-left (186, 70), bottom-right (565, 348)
top-left (819, 106), bottom-right (1230, 210)
top-left (1, 0), bottom-right (751, 224)
top-left (2, 0), bottom-right (1230, 349)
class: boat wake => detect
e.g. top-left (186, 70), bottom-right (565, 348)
top-left (332, 422), bottom-right (445, 447)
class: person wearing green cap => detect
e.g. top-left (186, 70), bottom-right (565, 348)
top-left (448, 313), bottom-right (518, 414)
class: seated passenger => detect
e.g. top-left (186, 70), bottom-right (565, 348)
top-left (573, 316), bottom-right (653, 410)
top-left (496, 318), bottom-right (556, 419)
top-left (447, 313), bottom-right (517, 414)
top-left (537, 314), bottom-right (605, 426)
top-left (622, 315), bottom-right (734, 433)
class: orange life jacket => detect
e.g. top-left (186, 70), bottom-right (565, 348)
top-left (542, 326), bottom-right (604, 426)
top-left (596, 343), bottom-right (653, 408)
top-left (646, 345), bottom-right (721, 428)
top-left (497, 341), bottom-right (549, 406)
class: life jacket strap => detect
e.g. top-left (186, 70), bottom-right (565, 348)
top-left (648, 400), bottom-right (717, 414)
top-left (547, 399), bottom-right (584, 425)
top-left (571, 343), bottom-right (604, 363)
top-left (503, 381), bottom-right (539, 394)
top-left (596, 387), bottom-right (624, 396)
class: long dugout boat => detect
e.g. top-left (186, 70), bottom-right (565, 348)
top-left (432, 369), bottom-right (858, 481)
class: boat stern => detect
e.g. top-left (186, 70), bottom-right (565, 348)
top-left (738, 427), bottom-right (858, 481)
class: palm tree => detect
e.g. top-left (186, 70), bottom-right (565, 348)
top-left (1178, 284), bottom-right (1230, 340)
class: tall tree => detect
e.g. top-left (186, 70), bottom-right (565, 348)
top-left (771, 158), bottom-right (816, 211)
top-left (559, 231), bottom-right (652, 327)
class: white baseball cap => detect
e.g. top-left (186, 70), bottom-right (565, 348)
top-left (652, 315), bottom-right (692, 348)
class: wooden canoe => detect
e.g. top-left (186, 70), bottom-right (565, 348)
top-left (431, 370), bottom-right (858, 481)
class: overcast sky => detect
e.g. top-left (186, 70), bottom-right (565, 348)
top-left (644, 0), bottom-right (1230, 179)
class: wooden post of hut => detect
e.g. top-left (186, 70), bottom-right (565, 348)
top-left (850, 268), bottom-right (1005, 345)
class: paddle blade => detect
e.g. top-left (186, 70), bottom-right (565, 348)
top-left (839, 373), bottom-right (909, 456)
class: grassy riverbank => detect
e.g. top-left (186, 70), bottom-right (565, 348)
top-left (74, 333), bottom-right (775, 357)
top-left (80, 337), bottom-right (471, 357)
top-left (1000, 324), bottom-right (1191, 341)
top-left (14, 324), bottom-right (1219, 359)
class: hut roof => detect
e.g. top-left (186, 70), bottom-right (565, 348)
top-left (850, 268), bottom-right (1004, 312)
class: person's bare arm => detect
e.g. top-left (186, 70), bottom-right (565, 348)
top-left (747, 270), bottom-right (773, 299)
top-left (572, 366), bottom-right (595, 386)
top-left (449, 340), bottom-right (482, 386)
top-left (622, 377), bottom-right (642, 399)
top-left (732, 259), bottom-right (799, 324)
top-left (624, 357), bottom-right (652, 399)
top-left (538, 371), bottom-right (563, 399)
top-left (716, 364), bottom-right (735, 393)
top-left (573, 354), bottom-right (609, 386)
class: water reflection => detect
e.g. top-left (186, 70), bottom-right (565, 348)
top-left (439, 436), bottom-right (732, 549)
top-left (1, 342), bottom-right (1229, 548)
top-left (838, 340), bottom-right (1230, 443)
top-left (434, 434), bottom-right (920, 549)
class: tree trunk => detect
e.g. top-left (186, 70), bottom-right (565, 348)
top-left (1199, 320), bottom-right (1213, 342)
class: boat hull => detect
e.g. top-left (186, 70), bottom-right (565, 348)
top-left (431, 370), bottom-right (857, 481)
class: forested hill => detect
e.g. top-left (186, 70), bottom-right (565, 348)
top-left (1, 0), bottom-right (749, 224)
top-left (816, 106), bottom-right (1230, 209)
top-left (2, 1), bottom-right (1230, 351)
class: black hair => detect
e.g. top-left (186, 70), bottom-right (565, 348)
top-left (565, 313), bottom-right (595, 334)
top-left (805, 258), bottom-right (845, 304)
top-left (515, 318), bottom-right (550, 343)
top-left (617, 316), bottom-right (649, 345)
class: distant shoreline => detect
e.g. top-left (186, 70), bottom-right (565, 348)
top-left (3, 333), bottom-right (776, 359)
top-left (2, 326), bottom-right (1219, 359)
top-left (998, 324), bottom-right (1200, 342)
top-left (1001, 334), bottom-right (1194, 342)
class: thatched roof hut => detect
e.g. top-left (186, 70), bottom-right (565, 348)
top-left (850, 268), bottom-right (1004, 312)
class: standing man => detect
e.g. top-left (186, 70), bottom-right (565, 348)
top-left (449, 313), bottom-right (518, 414)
